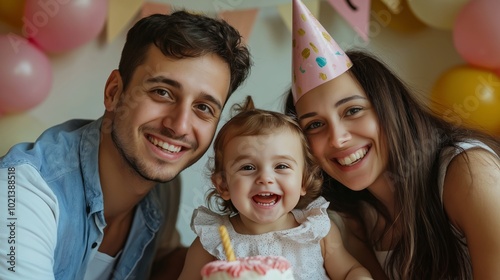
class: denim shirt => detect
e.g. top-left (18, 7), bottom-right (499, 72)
top-left (0, 119), bottom-right (181, 280)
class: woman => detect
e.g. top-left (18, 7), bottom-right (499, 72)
top-left (284, 50), bottom-right (500, 279)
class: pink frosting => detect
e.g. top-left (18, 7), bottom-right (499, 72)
top-left (201, 256), bottom-right (291, 278)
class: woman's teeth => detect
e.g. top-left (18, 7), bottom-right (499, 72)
top-left (337, 148), bottom-right (368, 166)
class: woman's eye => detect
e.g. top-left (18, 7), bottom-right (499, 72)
top-left (304, 121), bottom-right (323, 131)
top-left (345, 107), bottom-right (362, 116)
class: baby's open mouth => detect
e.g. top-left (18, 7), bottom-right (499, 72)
top-left (252, 192), bottom-right (281, 206)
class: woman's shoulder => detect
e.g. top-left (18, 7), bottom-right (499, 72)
top-left (442, 143), bottom-right (500, 229)
top-left (440, 140), bottom-right (497, 161)
top-left (442, 142), bottom-right (499, 189)
top-left (441, 144), bottom-right (500, 266)
top-left (439, 141), bottom-right (498, 192)
top-left (443, 145), bottom-right (499, 190)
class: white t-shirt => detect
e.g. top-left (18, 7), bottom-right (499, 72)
top-left (83, 250), bottom-right (122, 280)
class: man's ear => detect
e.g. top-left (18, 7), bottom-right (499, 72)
top-left (104, 69), bottom-right (123, 112)
top-left (212, 172), bottom-right (230, 200)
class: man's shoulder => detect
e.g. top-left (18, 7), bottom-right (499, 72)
top-left (39, 119), bottom-right (97, 141)
top-left (0, 119), bottom-right (99, 177)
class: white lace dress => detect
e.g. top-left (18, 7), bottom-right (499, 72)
top-left (191, 196), bottom-right (331, 280)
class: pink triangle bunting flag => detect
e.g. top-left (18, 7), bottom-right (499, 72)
top-left (326, 0), bottom-right (371, 42)
top-left (219, 9), bottom-right (259, 44)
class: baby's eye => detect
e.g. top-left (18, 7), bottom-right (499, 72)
top-left (275, 164), bottom-right (289, 170)
top-left (240, 165), bottom-right (255, 171)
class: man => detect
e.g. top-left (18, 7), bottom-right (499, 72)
top-left (0, 11), bottom-right (251, 279)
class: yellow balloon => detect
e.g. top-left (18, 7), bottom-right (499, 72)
top-left (0, 1), bottom-right (25, 28)
top-left (0, 113), bottom-right (47, 156)
top-left (371, 0), bottom-right (427, 34)
top-left (431, 65), bottom-right (500, 135)
top-left (407, 0), bottom-right (470, 30)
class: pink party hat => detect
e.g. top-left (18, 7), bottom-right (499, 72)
top-left (292, 0), bottom-right (352, 104)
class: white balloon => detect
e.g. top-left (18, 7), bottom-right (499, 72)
top-left (408, 0), bottom-right (471, 30)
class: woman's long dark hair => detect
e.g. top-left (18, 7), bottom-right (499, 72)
top-left (284, 50), bottom-right (500, 279)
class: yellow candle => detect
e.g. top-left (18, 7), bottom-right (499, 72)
top-left (219, 225), bottom-right (236, 261)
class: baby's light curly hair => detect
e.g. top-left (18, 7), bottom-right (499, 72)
top-left (206, 96), bottom-right (323, 214)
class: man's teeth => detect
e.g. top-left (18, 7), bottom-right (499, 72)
top-left (337, 148), bottom-right (368, 166)
top-left (148, 136), bottom-right (181, 153)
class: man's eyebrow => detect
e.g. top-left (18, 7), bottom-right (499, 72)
top-left (200, 92), bottom-right (223, 111)
top-left (145, 76), bottom-right (181, 89)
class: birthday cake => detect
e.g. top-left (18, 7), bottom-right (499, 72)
top-left (201, 255), bottom-right (295, 280)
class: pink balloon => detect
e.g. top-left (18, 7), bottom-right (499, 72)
top-left (0, 34), bottom-right (52, 114)
top-left (23, 0), bottom-right (108, 53)
top-left (453, 0), bottom-right (500, 69)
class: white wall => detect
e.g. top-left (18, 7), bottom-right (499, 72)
top-left (0, 2), bottom-right (464, 246)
